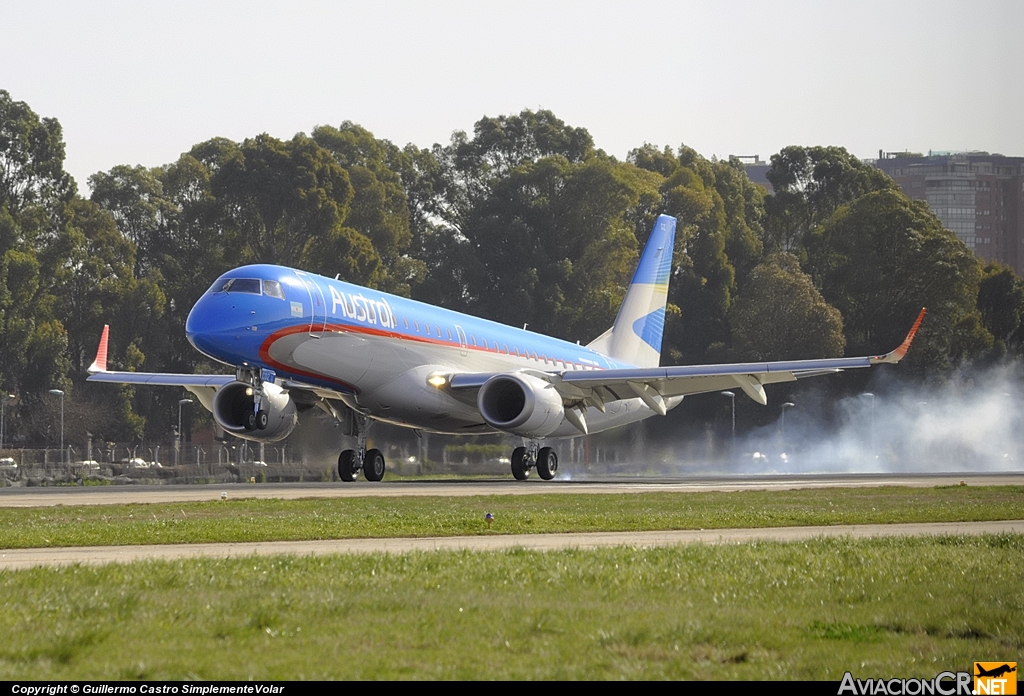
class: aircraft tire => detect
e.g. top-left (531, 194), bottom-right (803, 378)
top-left (511, 446), bottom-right (529, 481)
top-left (244, 411), bottom-right (257, 431)
top-left (536, 447), bottom-right (558, 480)
top-left (256, 410), bottom-right (269, 430)
top-left (338, 449), bottom-right (358, 482)
top-left (363, 448), bottom-right (386, 481)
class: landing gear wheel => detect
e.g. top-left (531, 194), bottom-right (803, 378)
top-left (256, 410), bottom-right (269, 430)
top-left (244, 411), bottom-right (258, 431)
top-left (363, 448), bottom-right (386, 481)
top-left (338, 449), bottom-right (358, 482)
top-left (511, 446), bottom-right (529, 481)
top-left (536, 447), bottom-right (558, 480)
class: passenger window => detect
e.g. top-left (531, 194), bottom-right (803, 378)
top-left (470, 336), bottom-right (477, 346)
top-left (414, 321), bottom-right (419, 332)
top-left (435, 326), bottom-right (441, 338)
top-left (447, 328), bottom-right (453, 341)
top-left (403, 318), bottom-right (409, 329)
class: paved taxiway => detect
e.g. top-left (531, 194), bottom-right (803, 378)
top-left (1, 473), bottom-right (1020, 570)
top-left (1, 520), bottom-right (1021, 570)
top-left (0, 472), bottom-right (1021, 507)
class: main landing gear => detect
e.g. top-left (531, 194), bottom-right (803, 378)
top-left (510, 442), bottom-right (558, 481)
top-left (337, 414), bottom-right (386, 482)
top-left (337, 448), bottom-right (386, 482)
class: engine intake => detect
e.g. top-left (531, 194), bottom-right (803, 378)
top-left (477, 373), bottom-right (564, 437)
top-left (212, 381), bottom-right (298, 442)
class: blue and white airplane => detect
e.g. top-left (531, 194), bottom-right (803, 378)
top-left (87, 215), bottom-right (925, 481)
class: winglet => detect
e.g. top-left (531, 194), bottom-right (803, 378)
top-left (87, 325), bottom-right (110, 374)
top-left (871, 308), bottom-right (926, 365)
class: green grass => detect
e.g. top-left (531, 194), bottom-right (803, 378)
top-left (0, 535), bottom-right (1020, 679)
top-left (0, 485), bottom-right (1021, 549)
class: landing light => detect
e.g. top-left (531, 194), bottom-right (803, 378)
top-left (245, 387), bottom-right (254, 396)
top-left (427, 374), bottom-right (448, 388)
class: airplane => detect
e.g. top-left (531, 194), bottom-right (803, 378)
top-left (87, 214), bottom-right (926, 481)
top-left (975, 665), bottom-right (1016, 679)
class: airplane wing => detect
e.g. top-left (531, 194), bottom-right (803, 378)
top-left (87, 371), bottom-right (236, 387)
top-left (84, 325), bottom-right (351, 404)
top-left (450, 308), bottom-right (927, 415)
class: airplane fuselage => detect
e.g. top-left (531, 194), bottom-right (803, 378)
top-left (186, 265), bottom-right (671, 437)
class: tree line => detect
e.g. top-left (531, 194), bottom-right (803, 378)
top-left (2, 89), bottom-right (1022, 448)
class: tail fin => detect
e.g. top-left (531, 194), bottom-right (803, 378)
top-left (587, 215), bottom-right (676, 367)
top-left (87, 325), bottom-right (110, 374)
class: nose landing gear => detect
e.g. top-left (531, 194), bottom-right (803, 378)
top-left (237, 367), bottom-right (269, 432)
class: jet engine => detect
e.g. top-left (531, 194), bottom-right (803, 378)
top-left (477, 373), bottom-right (565, 437)
top-left (212, 380), bottom-right (298, 442)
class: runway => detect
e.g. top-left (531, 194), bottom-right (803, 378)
top-left (1, 519), bottom-right (1021, 570)
top-left (0, 471), bottom-right (1021, 507)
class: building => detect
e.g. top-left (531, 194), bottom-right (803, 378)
top-left (872, 151), bottom-right (1024, 274)
top-left (729, 155), bottom-right (773, 194)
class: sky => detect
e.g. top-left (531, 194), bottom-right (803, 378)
top-left (3, 0), bottom-right (1022, 192)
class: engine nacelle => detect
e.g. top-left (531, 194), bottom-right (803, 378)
top-left (477, 373), bottom-right (565, 437)
top-left (212, 380), bottom-right (298, 442)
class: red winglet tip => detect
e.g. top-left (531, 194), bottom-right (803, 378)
top-left (87, 325), bottom-right (110, 373)
top-left (889, 308), bottom-right (927, 362)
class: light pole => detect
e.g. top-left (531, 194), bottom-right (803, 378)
top-left (861, 392), bottom-right (875, 458)
top-left (177, 398), bottom-right (193, 466)
top-left (1, 393), bottom-right (15, 451)
top-left (721, 391), bottom-right (736, 443)
top-left (48, 389), bottom-right (64, 464)
top-left (780, 402), bottom-right (795, 445)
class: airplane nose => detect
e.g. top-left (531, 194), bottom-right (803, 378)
top-left (186, 292), bottom-right (240, 359)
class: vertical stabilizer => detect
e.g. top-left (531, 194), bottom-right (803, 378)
top-left (587, 215), bottom-right (676, 367)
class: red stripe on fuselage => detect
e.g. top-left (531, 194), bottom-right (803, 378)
top-left (257, 320), bottom-right (605, 392)
top-left (258, 324), bottom-right (362, 394)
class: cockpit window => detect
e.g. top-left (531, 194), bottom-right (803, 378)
top-left (263, 280), bottom-right (285, 300)
top-left (221, 278), bottom-right (262, 294)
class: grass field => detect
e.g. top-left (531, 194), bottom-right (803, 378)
top-left (1, 485), bottom-right (1020, 680)
top-left (0, 536), bottom-right (1020, 679)
top-left (0, 485), bottom-right (1021, 549)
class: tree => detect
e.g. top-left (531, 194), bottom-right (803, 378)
top-left (628, 144), bottom-right (770, 364)
top-left (461, 155), bottom-right (651, 340)
top-left (0, 89), bottom-right (75, 214)
top-left (208, 133), bottom-right (355, 266)
top-left (405, 110), bottom-right (644, 339)
top-left (808, 189), bottom-right (991, 373)
top-left (764, 146), bottom-right (894, 254)
top-left (0, 91), bottom-right (78, 438)
top-left (659, 163), bottom-right (733, 363)
top-left (312, 123), bottom-right (424, 295)
top-left (89, 164), bottom-right (176, 276)
top-left (977, 263), bottom-right (1024, 356)
top-left (712, 158), bottom-right (765, 286)
top-left (728, 253), bottom-right (845, 362)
